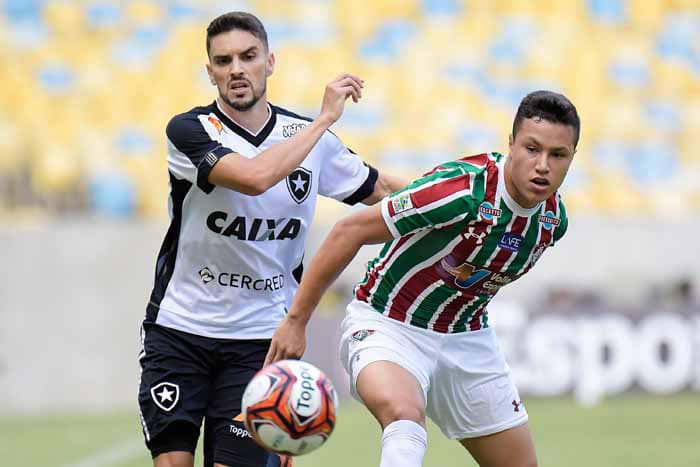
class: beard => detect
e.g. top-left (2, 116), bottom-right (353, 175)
top-left (221, 80), bottom-right (266, 111)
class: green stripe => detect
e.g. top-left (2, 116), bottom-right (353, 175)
top-left (471, 204), bottom-right (513, 265)
top-left (370, 224), bottom-right (461, 310)
top-left (451, 295), bottom-right (490, 332)
top-left (508, 215), bottom-right (542, 273)
top-left (409, 285), bottom-right (458, 329)
top-left (394, 197), bottom-right (474, 235)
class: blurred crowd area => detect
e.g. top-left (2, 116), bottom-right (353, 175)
top-left (0, 0), bottom-right (699, 222)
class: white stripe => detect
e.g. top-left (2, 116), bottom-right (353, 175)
top-left (384, 234), bottom-right (464, 316)
top-left (447, 295), bottom-right (481, 333)
top-left (517, 215), bottom-right (543, 275)
top-left (500, 216), bottom-right (532, 271)
top-left (137, 325), bottom-right (151, 442)
top-left (427, 290), bottom-right (462, 329)
top-left (389, 175), bottom-right (474, 225)
top-left (403, 279), bottom-right (445, 324)
top-left (61, 437), bottom-right (144, 467)
top-left (365, 230), bottom-right (431, 299)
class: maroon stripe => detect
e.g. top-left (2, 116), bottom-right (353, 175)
top-left (430, 157), bottom-right (501, 329)
top-left (458, 153), bottom-right (489, 167)
top-left (387, 266), bottom-right (442, 322)
top-left (411, 174), bottom-right (471, 208)
top-left (433, 293), bottom-right (474, 333)
top-left (488, 215), bottom-right (529, 270)
top-left (355, 235), bottom-right (412, 302)
top-left (468, 301), bottom-right (489, 331)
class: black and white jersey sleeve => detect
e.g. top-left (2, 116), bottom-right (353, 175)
top-left (317, 132), bottom-right (378, 205)
top-left (166, 109), bottom-right (239, 194)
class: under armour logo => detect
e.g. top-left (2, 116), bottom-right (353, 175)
top-left (464, 226), bottom-right (486, 245)
top-left (512, 399), bottom-right (523, 412)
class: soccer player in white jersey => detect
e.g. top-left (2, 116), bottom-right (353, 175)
top-left (137, 12), bottom-right (405, 467)
top-left (268, 91), bottom-right (580, 467)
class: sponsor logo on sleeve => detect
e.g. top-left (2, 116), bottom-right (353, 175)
top-left (391, 194), bottom-right (414, 214)
top-left (208, 116), bottom-right (225, 134)
top-left (204, 151), bottom-right (219, 167)
top-left (478, 201), bottom-right (502, 221)
top-left (282, 123), bottom-right (307, 138)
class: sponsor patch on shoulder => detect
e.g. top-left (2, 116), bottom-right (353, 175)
top-left (391, 194), bottom-right (413, 214)
top-left (351, 329), bottom-right (376, 342)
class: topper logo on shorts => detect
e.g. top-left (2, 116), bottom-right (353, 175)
top-left (229, 424), bottom-right (253, 439)
top-left (151, 382), bottom-right (180, 412)
top-left (287, 167), bottom-right (312, 204)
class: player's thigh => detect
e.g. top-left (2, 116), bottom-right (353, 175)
top-left (205, 339), bottom-right (271, 467)
top-left (356, 360), bottom-right (427, 428)
top-left (339, 301), bottom-right (436, 428)
top-left (459, 422), bottom-right (537, 467)
top-left (138, 324), bottom-right (214, 456)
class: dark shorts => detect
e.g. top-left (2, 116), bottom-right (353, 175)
top-left (137, 323), bottom-right (272, 466)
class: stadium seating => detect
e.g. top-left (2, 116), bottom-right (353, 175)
top-left (1, 0), bottom-right (698, 219)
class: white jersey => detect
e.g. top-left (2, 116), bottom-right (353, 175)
top-left (145, 101), bottom-right (376, 339)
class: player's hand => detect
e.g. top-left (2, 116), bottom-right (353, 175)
top-left (264, 315), bottom-right (307, 366)
top-left (318, 73), bottom-right (364, 126)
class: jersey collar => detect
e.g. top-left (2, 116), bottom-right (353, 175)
top-left (213, 100), bottom-right (277, 147)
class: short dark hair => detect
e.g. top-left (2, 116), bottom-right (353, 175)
top-left (512, 90), bottom-right (581, 147)
top-left (206, 11), bottom-right (268, 56)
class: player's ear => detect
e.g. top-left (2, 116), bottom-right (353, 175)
top-left (508, 133), bottom-right (514, 151)
top-left (266, 52), bottom-right (275, 77)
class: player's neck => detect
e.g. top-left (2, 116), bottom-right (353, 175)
top-left (216, 97), bottom-right (270, 135)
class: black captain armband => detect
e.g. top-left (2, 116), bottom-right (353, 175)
top-left (342, 163), bottom-right (379, 205)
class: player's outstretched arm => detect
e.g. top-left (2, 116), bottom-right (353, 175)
top-left (264, 204), bottom-right (393, 365)
top-left (209, 73), bottom-right (364, 195)
top-left (361, 171), bottom-right (411, 205)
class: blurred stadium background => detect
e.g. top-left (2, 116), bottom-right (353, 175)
top-left (1, 0), bottom-right (699, 466)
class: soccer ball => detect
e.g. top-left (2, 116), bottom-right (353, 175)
top-left (241, 359), bottom-right (338, 456)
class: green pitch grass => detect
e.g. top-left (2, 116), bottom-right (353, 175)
top-left (2, 394), bottom-right (699, 467)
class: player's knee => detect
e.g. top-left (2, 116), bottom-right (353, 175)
top-left (374, 400), bottom-right (424, 427)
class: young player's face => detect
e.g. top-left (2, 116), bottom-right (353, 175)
top-left (506, 117), bottom-right (576, 208)
top-left (206, 29), bottom-right (274, 111)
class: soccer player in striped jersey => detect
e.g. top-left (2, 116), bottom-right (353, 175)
top-left (267, 90), bottom-right (580, 467)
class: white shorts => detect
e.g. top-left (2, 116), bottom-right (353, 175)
top-left (339, 299), bottom-right (528, 440)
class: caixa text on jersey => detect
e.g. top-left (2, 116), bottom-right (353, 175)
top-left (207, 211), bottom-right (302, 241)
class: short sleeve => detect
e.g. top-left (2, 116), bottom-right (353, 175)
top-left (317, 133), bottom-right (376, 205)
top-left (380, 163), bottom-right (482, 238)
top-left (166, 112), bottom-right (237, 194)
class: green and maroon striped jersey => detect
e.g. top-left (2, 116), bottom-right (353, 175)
top-left (354, 152), bottom-right (568, 333)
